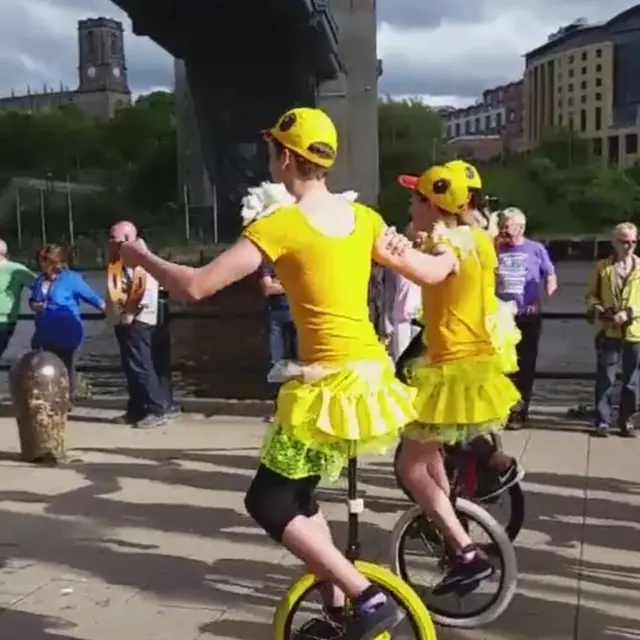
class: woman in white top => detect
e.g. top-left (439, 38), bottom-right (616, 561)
top-left (384, 224), bottom-right (423, 361)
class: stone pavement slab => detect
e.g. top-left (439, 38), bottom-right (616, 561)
top-left (0, 413), bottom-right (637, 638)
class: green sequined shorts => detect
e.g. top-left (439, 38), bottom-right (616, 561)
top-left (260, 423), bottom-right (349, 482)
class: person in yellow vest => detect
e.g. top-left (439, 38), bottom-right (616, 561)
top-left (106, 221), bottom-right (172, 428)
top-left (393, 165), bottom-right (522, 595)
top-left (117, 107), bottom-right (461, 638)
top-left (587, 221), bottom-right (640, 437)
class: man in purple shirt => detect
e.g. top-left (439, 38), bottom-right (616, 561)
top-left (497, 208), bottom-right (558, 429)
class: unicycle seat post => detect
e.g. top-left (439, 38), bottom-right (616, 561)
top-left (345, 448), bottom-right (362, 562)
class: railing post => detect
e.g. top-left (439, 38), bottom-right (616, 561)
top-left (152, 288), bottom-right (174, 410)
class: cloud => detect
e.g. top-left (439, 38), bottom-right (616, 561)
top-left (0, 0), bottom-right (638, 106)
top-left (377, 0), bottom-right (639, 103)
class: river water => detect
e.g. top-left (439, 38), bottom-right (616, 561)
top-left (0, 264), bottom-right (598, 406)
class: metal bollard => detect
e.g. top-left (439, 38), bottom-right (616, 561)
top-left (9, 350), bottom-right (69, 464)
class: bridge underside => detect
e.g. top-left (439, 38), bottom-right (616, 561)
top-left (112, 0), bottom-right (342, 239)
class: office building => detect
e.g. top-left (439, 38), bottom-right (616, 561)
top-left (523, 7), bottom-right (640, 165)
top-left (442, 81), bottom-right (524, 160)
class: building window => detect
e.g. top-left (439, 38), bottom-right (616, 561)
top-left (595, 77), bottom-right (602, 87)
top-left (595, 106), bottom-right (602, 131)
top-left (593, 138), bottom-right (602, 155)
top-left (568, 83), bottom-right (574, 92)
top-left (596, 63), bottom-right (602, 72)
top-left (568, 97), bottom-right (574, 106)
top-left (581, 51), bottom-right (587, 61)
top-left (455, 122), bottom-right (461, 137)
top-left (484, 115), bottom-right (491, 129)
top-left (568, 68), bottom-right (574, 78)
top-left (596, 49), bottom-right (602, 58)
top-left (626, 133), bottom-right (638, 155)
top-left (447, 125), bottom-right (453, 138)
top-left (580, 109), bottom-right (587, 132)
top-left (86, 30), bottom-right (95, 57)
top-left (558, 99), bottom-right (562, 108)
top-left (595, 92), bottom-right (602, 101)
top-left (110, 33), bottom-right (119, 56)
top-left (581, 95), bottom-right (587, 104)
top-left (608, 136), bottom-right (619, 166)
top-left (496, 112), bottom-right (503, 129)
top-left (465, 120), bottom-right (471, 134)
top-left (569, 55), bottom-right (574, 63)
top-left (581, 80), bottom-right (587, 90)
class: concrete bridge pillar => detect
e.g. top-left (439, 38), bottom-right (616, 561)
top-left (175, 1), bottom-right (379, 241)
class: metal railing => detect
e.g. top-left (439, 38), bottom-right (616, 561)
top-left (0, 301), bottom-right (597, 381)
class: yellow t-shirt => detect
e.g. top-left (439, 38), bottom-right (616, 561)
top-left (421, 226), bottom-right (495, 364)
top-left (243, 203), bottom-right (387, 365)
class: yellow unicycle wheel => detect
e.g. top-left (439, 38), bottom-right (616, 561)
top-left (272, 560), bottom-right (437, 639)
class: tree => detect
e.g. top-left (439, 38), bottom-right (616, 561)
top-left (378, 98), bottom-right (446, 226)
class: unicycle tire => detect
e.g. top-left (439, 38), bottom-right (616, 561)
top-left (272, 559), bottom-right (437, 639)
top-left (389, 498), bottom-right (518, 628)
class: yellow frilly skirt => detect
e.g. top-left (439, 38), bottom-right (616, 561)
top-left (262, 360), bottom-right (417, 481)
top-left (405, 353), bottom-right (521, 444)
top-left (487, 300), bottom-right (521, 374)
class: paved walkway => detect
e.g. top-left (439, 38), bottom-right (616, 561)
top-left (0, 411), bottom-right (638, 639)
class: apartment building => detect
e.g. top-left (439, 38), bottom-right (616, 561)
top-left (442, 81), bottom-right (524, 160)
top-left (524, 7), bottom-right (640, 166)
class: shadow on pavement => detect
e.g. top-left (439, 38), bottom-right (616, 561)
top-left (0, 610), bottom-right (84, 640)
top-left (0, 442), bottom-right (637, 638)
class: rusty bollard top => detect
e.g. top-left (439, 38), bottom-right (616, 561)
top-left (9, 350), bottom-right (69, 464)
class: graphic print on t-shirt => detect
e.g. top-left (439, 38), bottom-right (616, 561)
top-left (497, 252), bottom-right (528, 298)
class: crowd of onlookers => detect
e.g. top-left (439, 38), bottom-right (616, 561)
top-left (0, 221), bottom-right (179, 429)
top-left (0, 211), bottom-right (637, 438)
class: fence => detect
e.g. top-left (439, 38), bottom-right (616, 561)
top-left (0, 298), bottom-right (597, 383)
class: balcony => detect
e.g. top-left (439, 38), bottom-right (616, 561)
top-left (111, 0), bottom-right (341, 79)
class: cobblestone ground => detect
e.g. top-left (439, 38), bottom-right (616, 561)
top-left (0, 412), bottom-right (638, 639)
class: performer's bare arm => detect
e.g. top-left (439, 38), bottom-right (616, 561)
top-left (373, 228), bottom-right (457, 286)
top-left (118, 238), bottom-right (262, 302)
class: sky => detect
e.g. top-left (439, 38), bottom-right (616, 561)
top-left (0, 0), bottom-right (638, 109)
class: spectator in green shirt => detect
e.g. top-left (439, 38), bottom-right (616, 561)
top-left (0, 239), bottom-right (36, 356)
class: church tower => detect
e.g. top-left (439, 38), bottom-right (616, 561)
top-left (76, 17), bottom-right (131, 117)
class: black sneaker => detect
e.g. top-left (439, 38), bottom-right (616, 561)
top-left (620, 423), bottom-right (637, 438)
top-left (166, 404), bottom-right (182, 419)
top-left (111, 413), bottom-right (141, 425)
top-left (294, 617), bottom-right (344, 639)
top-left (432, 547), bottom-right (495, 596)
top-left (479, 460), bottom-right (525, 501)
top-left (505, 414), bottom-right (524, 431)
top-left (134, 414), bottom-right (167, 429)
top-left (344, 598), bottom-right (404, 639)
top-left (594, 423), bottom-right (609, 438)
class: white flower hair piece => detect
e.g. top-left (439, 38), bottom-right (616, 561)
top-left (240, 182), bottom-right (359, 227)
top-left (240, 182), bottom-right (294, 227)
top-left (431, 222), bottom-right (477, 259)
